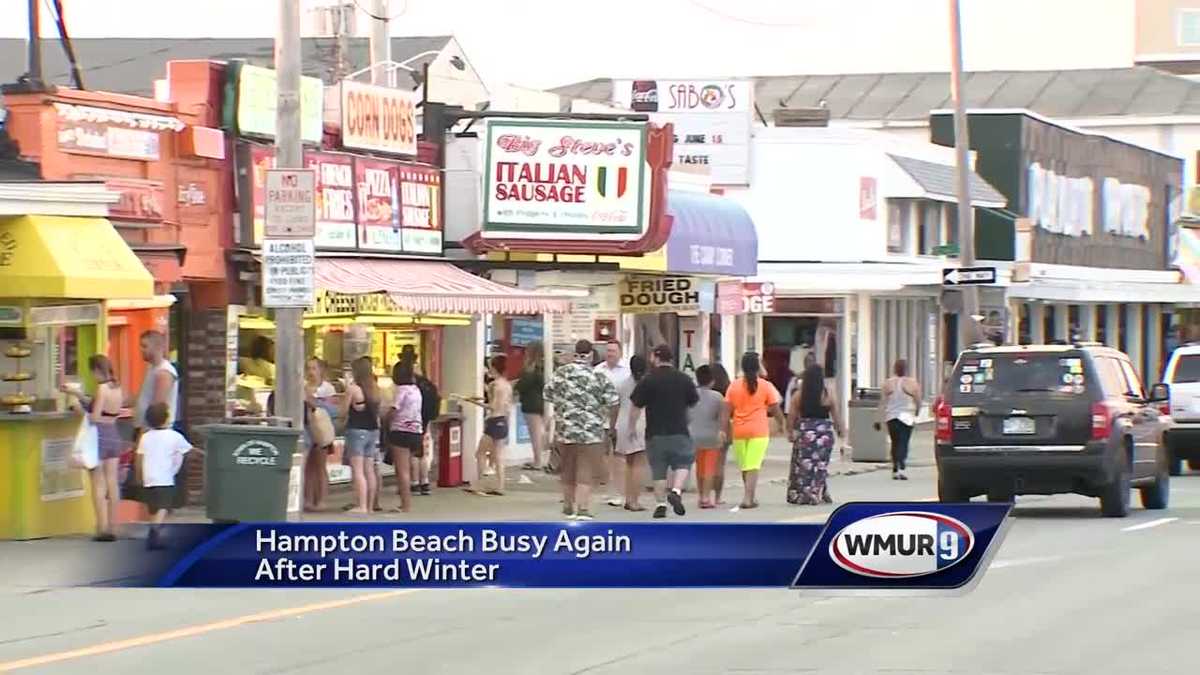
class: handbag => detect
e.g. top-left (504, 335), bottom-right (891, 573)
top-left (308, 405), bottom-right (336, 449)
top-left (70, 417), bottom-right (99, 470)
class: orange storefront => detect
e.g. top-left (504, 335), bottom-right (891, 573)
top-left (2, 82), bottom-right (231, 401)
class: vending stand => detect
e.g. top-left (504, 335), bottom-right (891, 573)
top-left (0, 207), bottom-right (154, 539)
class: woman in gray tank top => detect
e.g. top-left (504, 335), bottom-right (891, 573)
top-left (877, 359), bottom-right (921, 480)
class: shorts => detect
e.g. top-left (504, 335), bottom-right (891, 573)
top-left (484, 416), bottom-right (509, 441)
top-left (387, 430), bottom-right (425, 456)
top-left (143, 485), bottom-right (176, 514)
top-left (695, 448), bottom-right (721, 480)
top-left (647, 434), bottom-right (695, 481)
top-left (558, 442), bottom-right (607, 487)
top-left (344, 428), bottom-right (379, 460)
top-left (732, 437), bottom-right (770, 472)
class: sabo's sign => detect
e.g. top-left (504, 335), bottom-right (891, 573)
top-left (620, 276), bottom-right (699, 314)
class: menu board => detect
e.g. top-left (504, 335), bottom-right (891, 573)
top-left (305, 151), bottom-right (357, 249)
top-left (356, 159), bottom-right (402, 252)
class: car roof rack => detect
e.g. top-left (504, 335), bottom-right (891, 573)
top-left (1072, 341), bottom-right (1104, 348)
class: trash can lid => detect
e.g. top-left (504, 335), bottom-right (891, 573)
top-left (195, 422), bottom-right (301, 437)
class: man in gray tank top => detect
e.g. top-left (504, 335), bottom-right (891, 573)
top-left (135, 330), bottom-right (179, 432)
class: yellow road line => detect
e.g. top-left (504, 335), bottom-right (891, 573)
top-left (0, 590), bottom-right (413, 672)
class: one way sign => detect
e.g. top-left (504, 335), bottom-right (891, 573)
top-left (942, 266), bottom-right (997, 285)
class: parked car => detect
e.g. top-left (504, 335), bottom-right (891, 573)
top-left (1161, 343), bottom-right (1200, 475)
top-left (935, 343), bottom-right (1171, 517)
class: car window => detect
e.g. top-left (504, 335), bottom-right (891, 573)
top-left (951, 353), bottom-right (1087, 400)
top-left (1168, 354), bottom-right (1200, 384)
top-left (1094, 357), bottom-right (1128, 398)
top-left (1118, 359), bottom-right (1145, 399)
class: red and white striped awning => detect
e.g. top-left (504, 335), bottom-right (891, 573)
top-left (313, 258), bottom-right (570, 315)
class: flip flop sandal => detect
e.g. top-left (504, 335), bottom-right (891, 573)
top-left (521, 462), bottom-right (539, 470)
top-left (624, 504), bottom-right (647, 512)
top-left (485, 490), bottom-right (505, 496)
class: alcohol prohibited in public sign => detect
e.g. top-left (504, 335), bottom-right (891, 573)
top-left (942, 266), bottom-right (997, 286)
top-left (265, 169), bottom-right (316, 238)
top-left (262, 239), bottom-right (315, 308)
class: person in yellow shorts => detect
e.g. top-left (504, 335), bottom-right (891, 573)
top-left (720, 352), bottom-right (787, 509)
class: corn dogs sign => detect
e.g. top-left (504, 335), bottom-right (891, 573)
top-left (340, 81), bottom-right (418, 157)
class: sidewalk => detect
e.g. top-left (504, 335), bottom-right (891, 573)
top-left (167, 426), bottom-right (934, 524)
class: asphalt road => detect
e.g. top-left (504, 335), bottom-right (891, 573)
top-left (2, 453), bottom-right (1200, 675)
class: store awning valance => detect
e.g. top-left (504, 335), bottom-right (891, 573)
top-left (313, 258), bottom-right (571, 315)
top-left (0, 215), bottom-right (153, 299)
top-left (663, 191), bottom-right (758, 276)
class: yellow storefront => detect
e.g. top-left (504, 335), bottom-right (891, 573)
top-left (0, 213), bottom-right (154, 539)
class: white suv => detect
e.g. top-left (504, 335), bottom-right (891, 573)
top-left (1163, 344), bottom-right (1200, 475)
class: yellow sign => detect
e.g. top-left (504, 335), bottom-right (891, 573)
top-left (619, 275), bottom-right (702, 314)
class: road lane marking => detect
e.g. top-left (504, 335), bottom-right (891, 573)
top-left (0, 590), bottom-right (414, 672)
top-left (1121, 517), bottom-right (1178, 532)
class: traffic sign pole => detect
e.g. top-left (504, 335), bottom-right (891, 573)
top-left (275, 0), bottom-right (307, 522)
top-left (949, 0), bottom-right (984, 353)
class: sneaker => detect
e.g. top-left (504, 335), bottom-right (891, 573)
top-left (898, 472), bottom-right (909, 481)
top-left (563, 505), bottom-right (575, 519)
top-left (420, 483), bottom-right (432, 496)
top-left (667, 490), bottom-right (686, 516)
top-left (606, 497), bottom-right (624, 507)
top-left (892, 471), bottom-right (901, 480)
top-left (574, 510), bottom-right (594, 521)
top-left (653, 505), bottom-right (668, 519)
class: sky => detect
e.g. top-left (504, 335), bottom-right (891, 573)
top-left (0, 0), bottom-right (1137, 89)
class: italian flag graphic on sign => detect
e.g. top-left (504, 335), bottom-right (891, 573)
top-left (594, 166), bottom-right (629, 199)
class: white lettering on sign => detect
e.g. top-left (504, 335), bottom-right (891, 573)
top-left (619, 276), bottom-right (700, 314)
top-left (262, 239), bottom-right (315, 308)
top-left (1101, 178), bottom-right (1151, 239)
top-left (232, 439), bottom-right (281, 467)
top-left (1026, 162), bottom-right (1094, 237)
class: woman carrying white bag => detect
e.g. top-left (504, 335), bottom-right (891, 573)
top-left (62, 355), bottom-right (124, 542)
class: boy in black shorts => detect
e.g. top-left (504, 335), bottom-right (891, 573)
top-left (137, 402), bottom-right (191, 549)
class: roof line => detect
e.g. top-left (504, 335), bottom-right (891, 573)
top-left (1026, 70), bottom-right (1062, 113)
top-left (1121, 71), bottom-right (1159, 116)
top-left (883, 73), bottom-right (929, 121)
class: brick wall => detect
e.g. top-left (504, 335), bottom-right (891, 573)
top-left (182, 308), bottom-right (230, 504)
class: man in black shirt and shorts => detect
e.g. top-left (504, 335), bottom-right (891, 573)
top-left (628, 344), bottom-right (699, 518)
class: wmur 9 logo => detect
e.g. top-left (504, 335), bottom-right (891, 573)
top-left (791, 502), bottom-right (1009, 593)
top-left (829, 512), bottom-right (975, 579)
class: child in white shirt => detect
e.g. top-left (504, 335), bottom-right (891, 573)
top-left (138, 402), bottom-right (191, 549)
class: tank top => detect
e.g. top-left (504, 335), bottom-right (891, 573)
top-left (347, 389), bottom-right (380, 430)
top-left (135, 360), bottom-right (179, 428)
top-left (885, 378), bottom-right (917, 425)
top-left (798, 380), bottom-right (830, 420)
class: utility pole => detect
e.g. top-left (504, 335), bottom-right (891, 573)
top-left (369, 0), bottom-right (392, 86)
top-left (949, 0), bottom-right (982, 351)
top-left (275, 0), bottom-right (306, 518)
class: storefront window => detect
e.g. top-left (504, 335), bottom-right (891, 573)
top-left (887, 199), bottom-right (909, 253)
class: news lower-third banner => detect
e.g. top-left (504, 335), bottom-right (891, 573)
top-left (105, 503), bottom-right (1012, 594)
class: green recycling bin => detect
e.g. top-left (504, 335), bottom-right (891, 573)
top-left (199, 422), bottom-right (301, 522)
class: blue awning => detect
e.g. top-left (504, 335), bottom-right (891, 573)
top-left (665, 190), bottom-right (758, 276)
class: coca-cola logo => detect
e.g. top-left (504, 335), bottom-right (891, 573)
top-left (496, 134), bottom-right (541, 156)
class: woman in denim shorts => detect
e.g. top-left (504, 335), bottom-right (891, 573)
top-left (342, 357), bottom-right (381, 514)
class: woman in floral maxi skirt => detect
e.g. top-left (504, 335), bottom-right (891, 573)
top-left (786, 364), bottom-right (845, 505)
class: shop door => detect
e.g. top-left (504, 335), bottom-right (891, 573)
top-left (108, 325), bottom-right (134, 394)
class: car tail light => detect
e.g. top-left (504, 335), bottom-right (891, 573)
top-left (935, 397), bottom-right (952, 443)
top-left (1159, 402), bottom-right (1171, 417)
top-left (1091, 402), bottom-right (1112, 441)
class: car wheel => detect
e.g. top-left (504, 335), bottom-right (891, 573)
top-left (938, 477), bottom-right (970, 503)
top-left (1140, 448), bottom-right (1170, 510)
top-left (1189, 459), bottom-right (1200, 472)
top-left (1100, 450), bottom-right (1132, 518)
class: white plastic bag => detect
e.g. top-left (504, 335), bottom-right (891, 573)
top-left (70, 417), bottom-right (99, 470)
